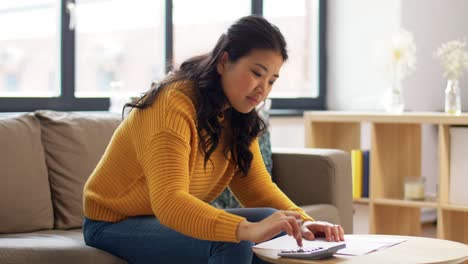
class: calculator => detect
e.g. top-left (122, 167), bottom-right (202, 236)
top-left (277, 244), bottom-right (346, 260)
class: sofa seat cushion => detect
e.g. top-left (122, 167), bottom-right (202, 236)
top-left (0, 229), bottom-right (126, 264)
top-left (300, 204), bottom-right (341, 225)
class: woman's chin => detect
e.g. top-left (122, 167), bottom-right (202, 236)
top-left (232, 105), bottom-right (254, 114)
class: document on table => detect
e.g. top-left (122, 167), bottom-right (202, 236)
top-left (253, 235), bottom-right (406, 256)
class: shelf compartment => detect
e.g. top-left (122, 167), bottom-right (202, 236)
top-left (372, 204), bottom-right (421, 235)
top-left (439, 209), bottom-right (468, 244)
top-left (373, 198), bottom-right (438, 208)
top-left (371, 123), bottom-right (421, 200)
top-left (304, 112), bottom-right (468, 241)
top-left (305, 121), bottom-right (360, 151)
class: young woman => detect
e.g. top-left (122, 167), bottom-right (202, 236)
top-left (83, 15), bottom-right (344, 264)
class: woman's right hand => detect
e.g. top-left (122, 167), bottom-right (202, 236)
top-left (236, 210), bottom-right (303, 246)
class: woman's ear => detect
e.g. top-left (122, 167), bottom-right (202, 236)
top-left (216, 51), bottom-right (229, 75)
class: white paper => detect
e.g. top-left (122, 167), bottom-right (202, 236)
top-left (253, 235), bottom-right (406, 256)
top-left (337, 235), bottom-right (406, 255)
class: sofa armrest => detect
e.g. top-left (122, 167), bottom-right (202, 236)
top-left (271, 148), bottom-right (353, 233)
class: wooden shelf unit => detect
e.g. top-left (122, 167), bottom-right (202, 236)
top-left (304, 111), bottom-right (468, 243)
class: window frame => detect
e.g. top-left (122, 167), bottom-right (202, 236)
top-left (0, 0), bottom-right (326, 113)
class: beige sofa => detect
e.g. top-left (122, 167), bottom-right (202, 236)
top-left (0, 110), bottom-right (352, 264)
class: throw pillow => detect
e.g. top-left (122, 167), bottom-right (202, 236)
top-left (36, 110), bottom-right (121, 229)
top-left (0, 114), bottom-right (54, 233)
top-left (211, 99), bottom-right (273, 209)
top-left (258, 99), bottom-right (273, 175)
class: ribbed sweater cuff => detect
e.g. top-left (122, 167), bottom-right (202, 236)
top-left (300, 212), bottom-right (315, 222)
top-left (215, 211), bottom-right (246, 242)
top-left (289, 207), bottom-right (315, 222)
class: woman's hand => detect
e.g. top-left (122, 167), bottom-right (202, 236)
top-left (300, 221), bottom-right (345, 242)
top-left (237, 210), bottom-right (303, 246)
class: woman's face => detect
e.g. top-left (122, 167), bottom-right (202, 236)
top-left (217, 49), bottom-right (284, 113)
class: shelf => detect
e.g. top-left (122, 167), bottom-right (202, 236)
top-left (304, 111), bottom-right (468, 241)
top-left (354, 198), bottom-right (370, 203)
top-left (440, 203), bottom-right (468, 212)
top-left (304, 111), bottom-right (468, 125)
top-left (353, 198), bottom-right (370, 204)
top-left (373, 198), bottom-right (438, 208)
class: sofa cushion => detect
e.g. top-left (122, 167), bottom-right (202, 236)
top-left (300, 204), bottom-right (341, 225)
top-left (36, 111), bottom-right (121, 229)
top-left (0, 114), bottom-right (54, 233)
top-left (0, 229), bottom-right (126, 264)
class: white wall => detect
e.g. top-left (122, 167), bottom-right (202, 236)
top-left (327, 0), bottom-right (401, 110)
top-left (270, 117), bottom-right (304, 148)
top-left (402, 0), bottom-right (468, 112)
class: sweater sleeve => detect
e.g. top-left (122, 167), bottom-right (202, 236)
top-left (138, 92), bottom-right (245, 242)
top-left (229, 138), bottom-right (314, 222)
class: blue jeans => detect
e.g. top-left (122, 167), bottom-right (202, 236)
top-left (83, 208), bottom-right (279, 264)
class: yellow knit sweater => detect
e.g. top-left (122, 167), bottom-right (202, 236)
top-left (83, 81), bottom-right (313, 242)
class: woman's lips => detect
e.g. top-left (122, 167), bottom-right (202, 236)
top-left (247, 96), bottom-right (259, 105)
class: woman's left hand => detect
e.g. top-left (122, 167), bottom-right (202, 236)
top-left (300, 221), bottom-right (345, 242)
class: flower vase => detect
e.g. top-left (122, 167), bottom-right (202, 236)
top-left (385, 79), bottom-right (404, 114)
top-left (445, 79), bottom-right (461, 115)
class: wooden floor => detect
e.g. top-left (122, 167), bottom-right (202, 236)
top-left (353, 203), bottom-right (437, 238)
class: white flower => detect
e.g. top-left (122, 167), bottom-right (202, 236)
top-left (374, 29), bottom-right (417, 84)
top-left (435, 40), bottom-right (468, 80)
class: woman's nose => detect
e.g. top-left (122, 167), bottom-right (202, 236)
top-left (256, 80), bottom-right (267, 95)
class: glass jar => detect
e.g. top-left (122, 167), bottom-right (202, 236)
top-left (445, 79), bottom-right (461, 115)
top-left (404, 177), bottom-right (425, 200)
top-left (385, 78), bottom-right (404, 114)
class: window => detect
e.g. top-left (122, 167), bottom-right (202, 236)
top-left (264, 0), bottom-right (319, 98)
top-left (0, 1), bottom-right (59, 97)
top-left (173, 0), bottom-right (250, 67)
top-left (0, 0), bottom-right (326, 112)
top-left (75, 0), bottom-right (165, 98)
top-left (263, 0), bottom-right (326, 112)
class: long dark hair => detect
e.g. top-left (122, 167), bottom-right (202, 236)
top-left (125, 15), bottom-right (288, 176)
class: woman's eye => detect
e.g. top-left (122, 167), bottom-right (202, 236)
top-left (252, 71), bottom-right (262, 77)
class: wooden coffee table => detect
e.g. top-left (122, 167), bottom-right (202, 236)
top-left (253, 234), bottom-right (468, 264)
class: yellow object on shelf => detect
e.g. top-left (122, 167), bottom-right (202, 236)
top-left (351, 149), bottom-right (363, 200)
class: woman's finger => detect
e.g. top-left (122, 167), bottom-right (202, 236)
top-left (285, 216), bottom-right (302, 247)
top-left (301, 225), bottom-right (315, 240)
top-left (285, 217), bottom-right (301, 238)
top-left (281, 210), bottom-right (302, 220)
top-left (331, 225), bottom-right (341, 242)
top-left (322, 225), bottom-right (333, 241)
top-left (278, 218), bottom-right (293, 237)
top-left (338, 225), bottom-right (345, 241)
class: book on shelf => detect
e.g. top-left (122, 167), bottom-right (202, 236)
top-left (362, 150), bottom-right (370, 198)
top-left (351, 150), bottom-right (362, 199)
top-left (351, 149), bottom-right (370, 200)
